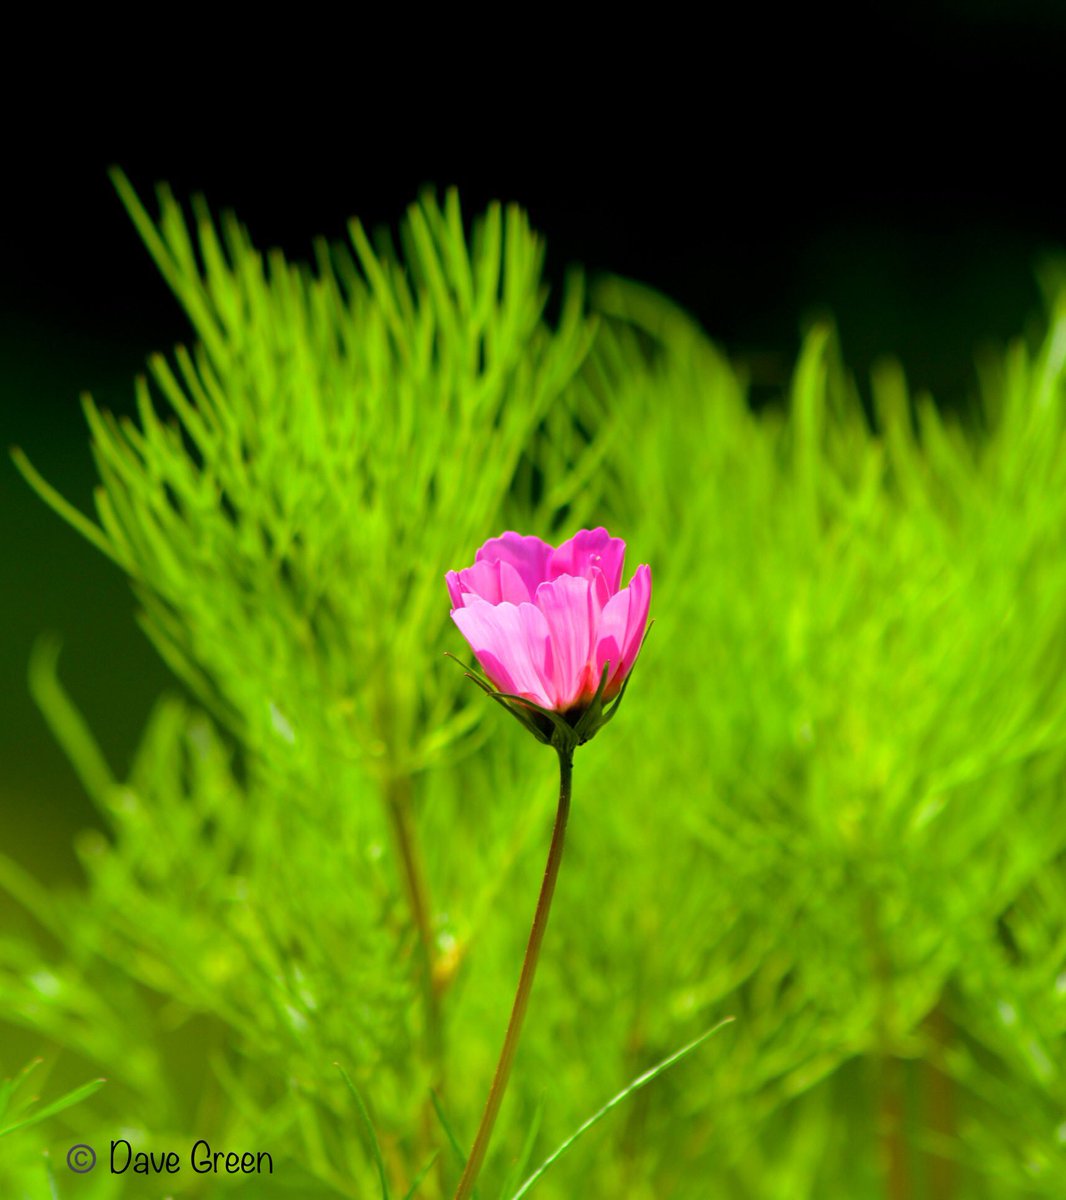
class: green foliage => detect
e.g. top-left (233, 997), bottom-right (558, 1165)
top-left (0, 1060), bottom-right (104, 1139)
top-left (0, 1059), bottom-right (108, 1199)
top-left (6, 174), bottom-right (1066, 1197)
top-left (506, 1019), bottom-right (734, 1200)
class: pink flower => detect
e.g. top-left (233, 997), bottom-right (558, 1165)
top-left (446, 528), bottom-right (651, 716)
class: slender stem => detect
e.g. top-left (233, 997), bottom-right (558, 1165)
top-left (924, 1000), bottom-right (955, 1200)
top-left (860, 890), bottom-right (908, 1200)
top-left (384, 772), bottom-right (446, 1191)
top-left (453, 747), bottom-right (573, 1200)
top-left (877, 1051), bottom-right (907, 1200)
top-left (385, 774), bottom-right (444, 1073)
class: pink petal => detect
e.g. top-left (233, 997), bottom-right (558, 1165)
top-left (549, 527), bottom-right (626, 593)
top-left (455, 560), bottom-right (502, 606)
top-left (498, 560), bottom-right (533, 605)
top-left (445, 570), bottom-right (465, 610)
top-left (618, 563), bottom-right (652, 677)
top-left (448, 559), bottom-right (531, 609)
top-left (588, 565), bottom-right (611, 615)
top-left (593, 563), bottom-right (652, 694)
top-left (534, 575), bottom-right (598, 710)
top-left (593, 594), bottom-right (627, 689)
top-left (475, 532), bottom-right (553, 595)
top-left (452, 597), bottom-right (555, 709)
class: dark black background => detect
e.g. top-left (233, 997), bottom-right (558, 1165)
top-left (6, 7), bottom-right (1066, 399)
top-left (3, 6), bottom-right (1065, 874)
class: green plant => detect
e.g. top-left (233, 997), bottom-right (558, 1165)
top-left (5, 174), bottom-right (1066, 1198)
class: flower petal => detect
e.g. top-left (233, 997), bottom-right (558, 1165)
top-left (448, 558), bottom-right (532, 609)
top-left (475, 532), bottom-right (553, 595)
top-left (452, 597), bottom-right (555, 708)
top-left (534, 575), bottom-right (598, 710)
top-left (452, 560), bottom-right (500, 607)
top-left (588, 565), bottom-right (611, 615)
top-left (593, 563), bottom-right (652, 694)
top-left (499, 560), bottom-right (533, 605)
top-left (549, 527), bottom-right (626, 593)
top-left (445, 570), bottom-right (465, 610)
top-left (618, 563), bottom-right (652, 676)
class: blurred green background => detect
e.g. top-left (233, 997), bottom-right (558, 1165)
top-left (8, 184), bottom-right (1056, 873)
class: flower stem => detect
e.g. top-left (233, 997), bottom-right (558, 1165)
top-left (453, 747), bottom-right (573, 1200)
top-left (384, 772), bottom-right (446, 1187)
top-left (924, 1000), bottom-right (956, 1200)
top-left (385, 773), bottom-right (443, 1071)
top-left (860, 890), bottom-right (909, 1200)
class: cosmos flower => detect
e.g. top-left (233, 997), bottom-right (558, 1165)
top-left (447, 528), bottom-right (650, 746)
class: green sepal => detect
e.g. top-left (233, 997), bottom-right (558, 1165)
top-left (444, 652), bottom-right (554, 745)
